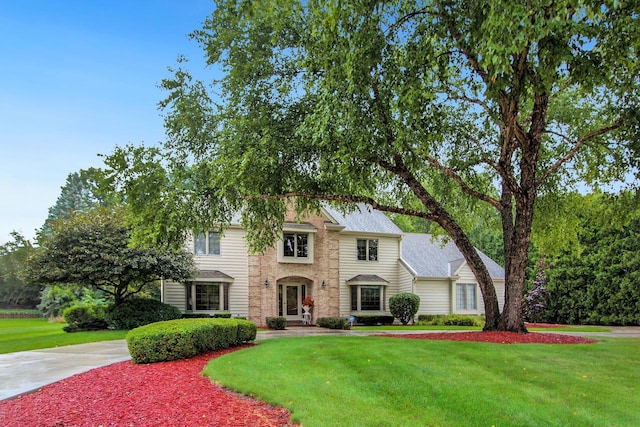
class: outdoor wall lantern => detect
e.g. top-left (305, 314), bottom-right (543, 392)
top-left (321, 280), bottom-right (326, 289)
top-left (264, 279), bottom-right (270, 288)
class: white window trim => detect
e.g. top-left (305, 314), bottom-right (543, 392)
top-left (188, 282), bottom-right (224, 312)
top-left (193, 231), bottom-right (221, 255)
top-left (455, 283), bottom-right (478, 311)
top-left (277, 229), bottom-right (315, 264)
top-left (356, 238), bottom-right (379, 262)
top-left (350, 284), bottom-right (386, 312)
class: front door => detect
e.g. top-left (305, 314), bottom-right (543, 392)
top-left (285, 285), bottom-right (301, 321)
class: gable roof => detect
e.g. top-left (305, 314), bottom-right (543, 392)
top-left (401, 233), bottom-right (505, 279)
top-left (322, 204), bottom-right (402, 235)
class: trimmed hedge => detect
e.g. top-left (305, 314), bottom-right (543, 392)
top-left (354, 315), bottom-right (395, 326)
top-left (126, 318), bottom-right (257, 364)
top-left (266, 316), bottom-right (287, 330)
top-left (317, 317), bottom-right (351, 330)
top-left (106, 298), bottom-right (182, 330)
top-left (63, 305), bottom-right (108, 332)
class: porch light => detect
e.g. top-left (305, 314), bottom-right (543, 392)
top-left (322, 280), bottom-right (326, 289)
top-left (264, 279), bottom-right (270, 288)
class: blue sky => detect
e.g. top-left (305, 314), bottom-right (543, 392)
top-left (0, 0), bottom-right (216, 244)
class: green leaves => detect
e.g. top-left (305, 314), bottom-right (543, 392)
top-left (29, 207), bottom-right (195, 305)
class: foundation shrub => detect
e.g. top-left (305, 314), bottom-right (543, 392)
top-left (213, 312), bottom-right (232, 318)
top-left (417, 314), bottom-right (484, 327)
top-left (63, 304), bottom-right (108, 332)
top-left (126, 318), bottom-right (257, 363)
top-left (354, 315), bottom-right (395, 326)
top-left (106, 298), bottom-right (182, 330)
top-left (266, 316), bottom-right (287, 330)
top-left (317, 317), bottom-right (351, 330)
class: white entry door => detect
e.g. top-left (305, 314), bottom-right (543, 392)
top-left (284, 285), bottom-right (301, 321)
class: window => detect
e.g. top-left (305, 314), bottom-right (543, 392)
top-left (456, 283), bottom-right (477, 310)
top-left (194, 231), bottom-right (220, 255)
top-left (284, 233), bottom-right (308, 258)
top-left (186, 282), bottom-right (226, 311)
top-left (196, 284), bottom-right (220, 310)
top-left (350, 285), bottom-right (384, 311)
top-left (356, 239), bottom-right (378, 261)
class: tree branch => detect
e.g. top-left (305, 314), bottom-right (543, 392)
top-left (245, 193), bottom-right (439, 222)
top-left (421, 154), bottom-right (502, 210)
top-left (537, 119), bottom-right (624, 185)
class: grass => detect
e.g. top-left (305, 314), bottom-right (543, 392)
top-left (204, 336), bottom-right (640, 427)
top-left (0, 318), bottom-right (127, 354)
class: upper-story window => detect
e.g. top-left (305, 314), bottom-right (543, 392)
top-left (284, 233), bottom-right (308, 258)
top-left (357, 239), bottom-right (378, 261)
top-left (194, 231), bottom-right (220, 255)
top-left (278, 225), bottom-right (315, 264)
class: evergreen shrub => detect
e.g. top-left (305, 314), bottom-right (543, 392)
top-left (417, 314), bottom-right (484, 326)
top-left (354, 314), bottom-right (395, 325)
top-left (126, 318), bottom-right (257, 363)
top-left (63, 304), bottom-right (108, 332)
top-left (213, 312), bottom-right (232, 318)
top-left (266, 316), bottom-right (287, 330)
top-left (106, 298), bottom-right (182, 330)
top-left (317, 317), bottom-right (351, 329)
top-left (389, 293), bottom-right (420, 325)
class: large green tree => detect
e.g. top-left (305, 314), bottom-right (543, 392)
top-left (0, 232), bottom-right (39, 307)
top-left (40, 168), bottom-right (111, 237)
top-left (29, 207), bottom-right (195, 305)
top-left (106, 0), bottom-right (638, 331)
top-left (543, 192), bottom-right (640, 325)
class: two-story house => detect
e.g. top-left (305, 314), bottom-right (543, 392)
top-left (161, 204), bottom-right (505, 326)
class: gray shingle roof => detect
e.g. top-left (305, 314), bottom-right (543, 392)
top-left (197, 270), bottom-right (234, 280)
top-left (401, 234), bottom-right (504, 279)
top-left (346, 274), bottom-right (389, 283)
top-left (322, 204), bottom-right (402, 235)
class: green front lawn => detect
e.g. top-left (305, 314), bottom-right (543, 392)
top-left (0, 318), bottom-right (127, 354)
top-left (205, 336), bottom-right (640, 426)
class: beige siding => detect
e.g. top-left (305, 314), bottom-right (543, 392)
top-left (398, 264), bottom-right (414, 294)
top-left (339, 234), bottom-right (401, 317)
top-left (164, 228), bottom-right (250, 317)
top-left (414, 279), bottom-right (451, 314)
top-left (452, 263), bottom-right (505, 315)
top-left (163, 279), bottom-right (186, 310)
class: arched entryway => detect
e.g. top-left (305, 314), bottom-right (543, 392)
top-left (277, 277), bottom-right (313, 322)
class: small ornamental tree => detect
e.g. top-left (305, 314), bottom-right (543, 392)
top-left (29, 207), bottom-right (195, 306)
top-left (389, 293), bottom-right (420, 325)
top-left (523, 258), bottom-right (548, 324)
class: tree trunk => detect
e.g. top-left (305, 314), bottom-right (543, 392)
top-left (431, 208), bottom-right (501, 331)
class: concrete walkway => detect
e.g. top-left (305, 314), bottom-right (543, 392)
top-left (2, 326), bottom-right (639, 401)
top-left (0, 341), bottom-right (131, 401)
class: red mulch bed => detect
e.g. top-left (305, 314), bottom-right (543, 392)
top-left (0, 345), bottom-right (296, 427)
top-left (377, 331), bottom-right (597, 344)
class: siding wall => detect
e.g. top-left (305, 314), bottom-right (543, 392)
top-left (452, 264), bottom-right (506, 315)
top-left (163, 227), bottom-right (250, 317)
top-left (338, 234), bottom-right (401, 317)
top-left (414, 279), bottom-right (452, 314)
top-left (398, 263), bottom-right (414, 294)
